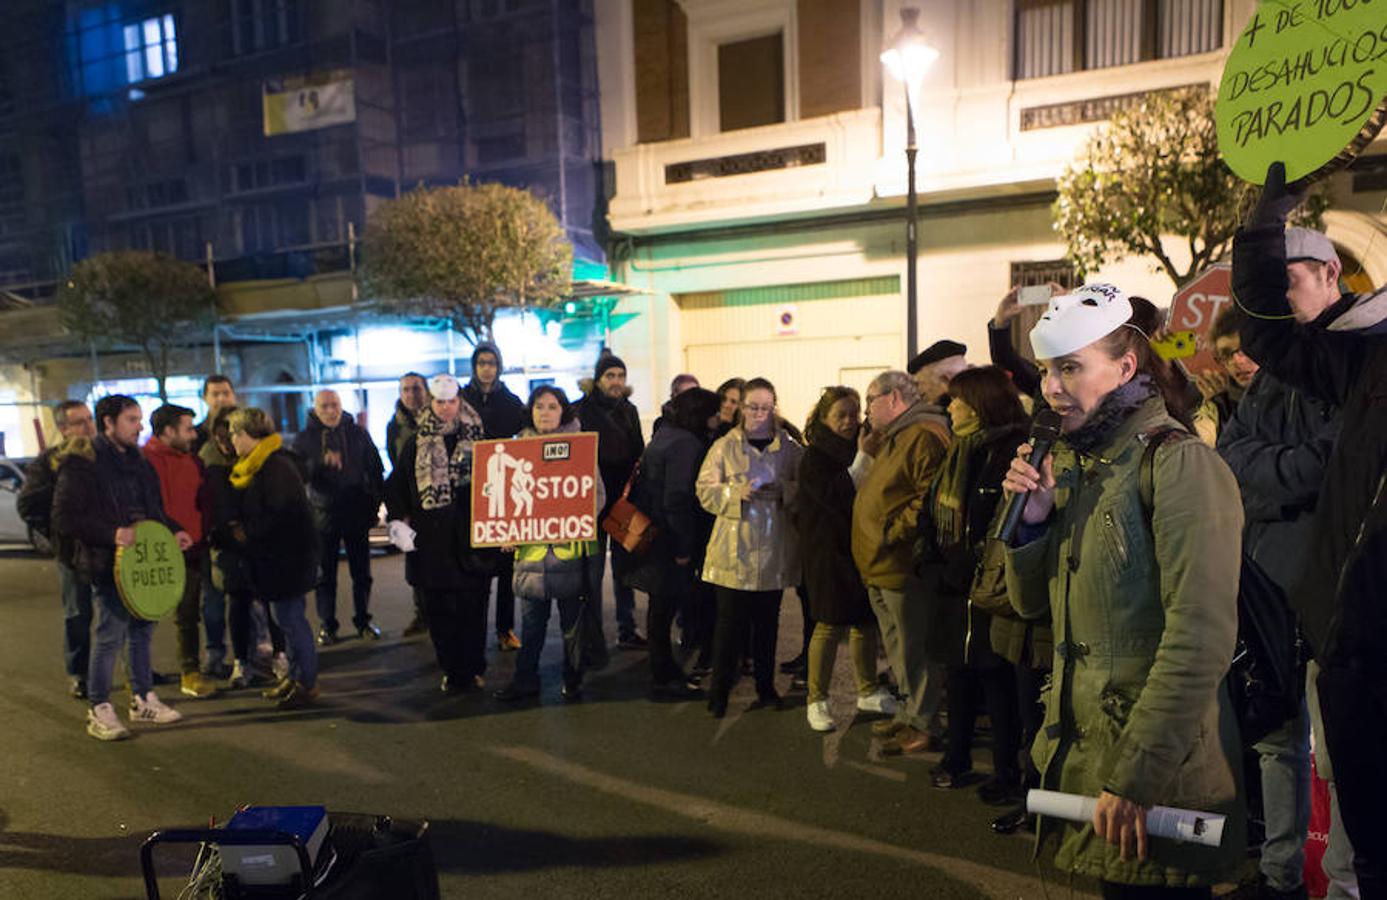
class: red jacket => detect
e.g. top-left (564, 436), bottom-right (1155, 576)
top-left (143, 437), bottom-right (208, 547)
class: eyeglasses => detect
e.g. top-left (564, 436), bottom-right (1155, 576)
top-left (1214, 347), bottom-right (1248, 364)
top-left (742, 403), bottom-right (774, 414)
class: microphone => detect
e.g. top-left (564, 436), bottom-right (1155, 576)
top-left (995, 408), bottom-right (1063, 545)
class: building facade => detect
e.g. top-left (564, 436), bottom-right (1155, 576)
top-left (594, 0), bottom-right (1387, 428)
top-left (0, 0), bottom-right (608, 457)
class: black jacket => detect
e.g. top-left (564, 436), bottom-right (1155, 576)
top-left (52, 436), bottom-right (177, 584)
top-left (234, 448), bottom-right (318, 601)
top-left (1217, 369), bottom-right (1339, 598)
top-left (988, 321), bottom-right (1041, 400)
top-left (290, 412), bottom-right (385, 533)
top-left (1235, 222), bottom-right (1387, 665)
top-left (461, 381), bottom-right (526, 441)
top-left (797, 426), bottom-right (873, 627)
top-left (199, 440), bottom-right (254, 594)
top-left (575, 389), bottom-right (645, 518)
top-left (388, 431), bottom-right (493, 590)
top-left (921, 424), bottom-right (1026, 667)
top-left (623, 422), bottom-right (713, 594)
top-left (17, 445), bottom-right (59, 539)
top-left (385, 401), bottom-right (420, 469)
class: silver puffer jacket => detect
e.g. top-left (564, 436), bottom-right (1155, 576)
top-left (696, 426), bottom-right (803, 591)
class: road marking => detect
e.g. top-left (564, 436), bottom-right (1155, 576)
top-left (844, 760), bottom-right (908, 782)
top-left (493, 745), bottom-right (1073, 899)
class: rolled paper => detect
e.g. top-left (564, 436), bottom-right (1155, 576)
top-left (1026, 790), bottom-right (1226, 849)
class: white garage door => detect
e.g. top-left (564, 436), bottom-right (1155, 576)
top-left (678, 276), bottom-right (903, 429)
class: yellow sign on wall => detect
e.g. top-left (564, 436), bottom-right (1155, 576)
top-left (1216, 0), bottom-right (1387, 184)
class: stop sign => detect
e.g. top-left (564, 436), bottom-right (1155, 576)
top-left (1168, 265), bottom-right (1233, 375)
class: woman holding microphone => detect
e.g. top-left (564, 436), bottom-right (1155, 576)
top-left (1001, 286), bottom-right (1244, 897)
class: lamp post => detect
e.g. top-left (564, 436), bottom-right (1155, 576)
top-left (880, 7), bottom-right (938, 362)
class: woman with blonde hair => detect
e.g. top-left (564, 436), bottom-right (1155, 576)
top-left (227, 408), bottom-right (320, 709)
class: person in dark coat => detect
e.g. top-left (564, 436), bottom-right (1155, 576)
top-left (574, 353), bottom-right (647, 646)
top-left (924, 366), bottom-right (1027, 803)
top-left (1216, 303), bottom-right (1343, 900)
top-left (1234, 163), bottom-right (1385, 892)
top-left (201, 406), bottom-right (282, 690)
top-left (227, 408), bottom-right (320, 710)
top-left (625, 387), bottom-right (720, 698)
top-left (291, 389), bottom-right (385, 644)
top-left (17, 400), bottom-right (96, 699)
top-left (387, 374), bottom-right (493, 694)
top-left (53, 395), bottom-right (192, 740)
top-left (193, 375), bottom-right (238, 677)
top-left (386, 372), bottom-right (431, 637)
top-left (386, 373), bottom-right (429, 469)
top-left (798, 386), bottom-right (895, 733)
top-left (461, 342), bottom-right (526, 651)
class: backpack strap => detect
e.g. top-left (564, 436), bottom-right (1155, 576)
top-left (1138, 428), bottom-right (1189, 520)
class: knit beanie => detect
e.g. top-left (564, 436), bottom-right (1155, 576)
top-left (595, 354), bottom-right (627, 381)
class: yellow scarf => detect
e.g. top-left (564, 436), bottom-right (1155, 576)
top-left (230, 433), bottom-right (283, 489)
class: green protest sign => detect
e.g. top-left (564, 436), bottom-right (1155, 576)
top-left (114, 519), bottom-right (186, 621)
top-left (1217, 0), bottom-right (1387, 184)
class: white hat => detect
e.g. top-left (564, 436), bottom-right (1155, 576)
top-left (1029, 284), bottom-right (1134, 360)
top-left (428, 373), bottom-right (460, 401)
top-left (1285, 227), bottom-right (1340, 266)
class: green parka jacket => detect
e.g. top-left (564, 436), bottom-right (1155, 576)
top-left (1005, 396), bottom-right (1245, 887)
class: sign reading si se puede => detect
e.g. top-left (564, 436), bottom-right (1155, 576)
top-left (1168, 265), bottom-right (1233, 376)
top-left (470, 433), bottom-right (600, 548)
top-left (1216, 0), bottom-right (1387, 184)
top-left (114, 519), bottom-right (186, 621)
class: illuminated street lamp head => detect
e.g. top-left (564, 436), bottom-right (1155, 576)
top-left (880, 7), bottom-right (938, 96)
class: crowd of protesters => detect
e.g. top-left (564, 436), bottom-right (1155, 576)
top-left (15, 166), bottom-right (1387, 899)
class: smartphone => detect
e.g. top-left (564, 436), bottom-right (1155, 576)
top-left (1018, 284), bottom-right (1053, 306)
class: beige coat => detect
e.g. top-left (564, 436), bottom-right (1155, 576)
top-left (851, 401), bottom-right (950, 590)
top-left (697, 426), bottom-right (803, 591)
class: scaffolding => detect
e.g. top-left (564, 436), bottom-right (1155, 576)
top-left (0, 0), bottom-right (604, 302)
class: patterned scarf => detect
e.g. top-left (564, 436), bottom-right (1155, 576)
top-left (230, 433), bottom-right (282, 490)
top-left (1061, 375), bottom-right (1159, 457)
top-left (415, 404), bottom-right (484, 510)
top-left (932, 423), bottom-right (1024, 551)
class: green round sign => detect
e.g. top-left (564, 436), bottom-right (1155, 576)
top-left (1217, 0), bottom-right (1387, 184)
top-left (115, 519), bottom-right (186, 621)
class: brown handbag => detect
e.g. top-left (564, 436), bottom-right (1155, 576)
top-left (601, 464), bottom-right (659, 555)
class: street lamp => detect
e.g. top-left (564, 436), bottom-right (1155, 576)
top-left (880, 7), bottom-right (938, 362)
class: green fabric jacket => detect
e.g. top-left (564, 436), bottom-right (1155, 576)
top-left (1005, 396), bottom-right (1245, 887)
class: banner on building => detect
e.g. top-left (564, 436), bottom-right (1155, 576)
top-left (470, 433), bottom-right (600, 548)
top-left (263, 73), bottom-right (356, 136)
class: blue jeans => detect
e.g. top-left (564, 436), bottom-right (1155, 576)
top-left (201, 550), bottom-right (227, 666)
top-left (1254, 698), bottom-right (1312, 891)
top-left (512, 595), bottom-right (582, 689)
top-left (57, 561), bottom-right (93, 678)
top-left (269, 596), bottom-right (318, 689)
top-left (87, 583), bottom-right (154, 705)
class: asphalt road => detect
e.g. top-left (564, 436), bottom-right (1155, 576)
top-left (0, 544), bottom-right (1091, 899)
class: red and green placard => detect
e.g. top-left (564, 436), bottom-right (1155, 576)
top-left (1217, 0), bottom-right (1387, 184)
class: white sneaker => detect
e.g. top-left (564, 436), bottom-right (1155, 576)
top-left (129, 691), bottom-right (183, 725)
top-left (87, 702), bottom-right (131, 741)
top-left (229, 660), bottom-right (247, 689)
top-left (807, 700), bottom-right (836, 732)
top-left (272, 652), bottom-right (290, 680)
top-left (857, 688), bottom-right (898, 716)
